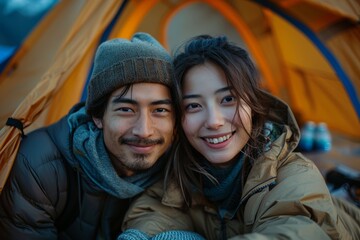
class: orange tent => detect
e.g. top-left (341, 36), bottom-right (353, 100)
top-left (1, 0), bottom-right (359, 192)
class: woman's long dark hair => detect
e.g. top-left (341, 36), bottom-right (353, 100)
top-left (165, 35), bottom-right (270, 206)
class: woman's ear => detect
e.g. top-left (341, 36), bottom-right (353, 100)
top-left (92, 117), bottom-right (103, 129)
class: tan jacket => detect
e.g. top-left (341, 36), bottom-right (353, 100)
top-left (123, 95), bottom-right (360, 240)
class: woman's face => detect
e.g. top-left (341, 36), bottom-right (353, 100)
top-left (181, 61), bottom-right (252, 165)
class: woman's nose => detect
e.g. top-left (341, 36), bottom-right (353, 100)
top-left (205, 107), bottom-right (224, 130)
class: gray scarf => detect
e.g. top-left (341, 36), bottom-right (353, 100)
top-left (202, 153), bottom-right (244, 219)
top-left (67, 106), bottom-right (167, 198)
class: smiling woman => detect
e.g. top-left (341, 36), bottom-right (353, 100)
top-left (119, 34), bottom-right (360, 240)
top-left (181, 61), bottom-right (252, 165)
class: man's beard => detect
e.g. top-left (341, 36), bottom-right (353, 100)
top-left (117, 136), bottom-right (165, 172)
top-left (128, 153), bottom-right (152, 171)
top-left (120, 137), bottom-right (164, 146)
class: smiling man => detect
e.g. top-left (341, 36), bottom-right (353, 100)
top-left (0, 32), bottom-right (180, 240)
top-left (93, 83), bottom-right (175, 177)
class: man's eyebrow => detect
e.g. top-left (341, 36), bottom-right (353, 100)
top-left (183, 86), bottom-right (232, 99)
top-left (111, 97), bottom-right (172, 105)
top-left (112, 97), bottom-right (136, 105)
top-left (151, 99), bottom-right (173, 105)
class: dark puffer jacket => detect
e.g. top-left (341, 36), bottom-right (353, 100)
top-left (0, 115), bottom-right (130, 240)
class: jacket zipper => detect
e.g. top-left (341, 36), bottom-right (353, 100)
top-left (239, 178), bottom-right (276, 206)
top-left (220, 217), bottom-right (227, 240)
top-left (215, 179), bottom-right (276, 239)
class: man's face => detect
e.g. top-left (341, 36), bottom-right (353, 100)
top-left (93, 83), bottom-right (175, 176)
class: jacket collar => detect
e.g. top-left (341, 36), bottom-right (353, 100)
top-left (46, 102), bottom-right (84, 169)
top-left (242, 92), bottom-right (300, 201)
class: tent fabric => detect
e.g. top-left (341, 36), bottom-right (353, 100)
top-left (0, 0), bottom-right (359, 193)
top-left (253, 0), bottom-right (360, 136)
top-left (0, 0), bottom-right (124, 192)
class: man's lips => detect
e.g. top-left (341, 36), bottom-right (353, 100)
top-left (121, 138), bottom-right (164, 154)
top-left (128, 143), bottom-right (156, 154)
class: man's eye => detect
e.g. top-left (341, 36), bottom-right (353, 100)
top-left (154, 108), bottom-right (170, 113)
top-left (117, 107), bottom-right (133, 113)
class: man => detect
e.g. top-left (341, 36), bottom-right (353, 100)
top-left (0, 32), bottom-right (179, 239)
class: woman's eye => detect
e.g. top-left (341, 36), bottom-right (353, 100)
top-left (222, 96), bottom-right (236, 104)
top-left (185, 103), bottom-right (201, 112)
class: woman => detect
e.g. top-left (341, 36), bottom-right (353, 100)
top-left (119, 35), bottom-right (360, 240)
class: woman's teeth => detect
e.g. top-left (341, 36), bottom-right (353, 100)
top-left (205, 134), bottom-right (232, 144)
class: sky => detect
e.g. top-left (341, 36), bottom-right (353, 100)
top-left (0, 0), bottom-right (58, 64)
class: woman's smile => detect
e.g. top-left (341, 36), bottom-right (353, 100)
top-left (182, 61), bottom-right (252, 165)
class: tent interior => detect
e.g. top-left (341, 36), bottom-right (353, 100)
top-left (0, 0), bottom-right (359, 195)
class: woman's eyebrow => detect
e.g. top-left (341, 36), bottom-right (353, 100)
top-left (183, 94), bottom-right (200, 100)
top-left (215, 86), bottom-right (232, 94)
top-left (183, 86), bottom-right (233, 100)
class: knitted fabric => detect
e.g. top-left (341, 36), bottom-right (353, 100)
top-left (67, 106), bottom-right (167, 198)
top-left (117, 229), bottom-right (149, 240)
top-left (202, 153), bottom-right (245, 219)
top-left (86, 32), bottom-right (174, 110)
top-left (118, 229), bottom-right (206, 240)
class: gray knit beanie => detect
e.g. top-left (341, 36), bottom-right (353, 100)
top-left (85, 32), bottom-right (173, 110)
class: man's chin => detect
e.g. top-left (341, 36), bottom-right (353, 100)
top-left (130, 155), bottom-right (157, 169)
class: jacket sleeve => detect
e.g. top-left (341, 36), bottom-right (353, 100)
top-left (122, 181), bottom-right (195, 237)
top-left (0, 130), bottom-right (67, 240)
top-left (229, 154), bottom-right (344, 240)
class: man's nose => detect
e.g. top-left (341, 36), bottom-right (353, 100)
top-left (132, 112), bottom-right (154, 137)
